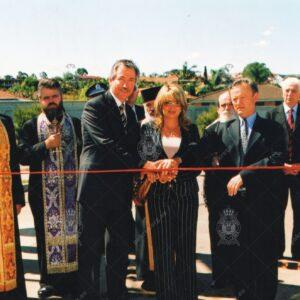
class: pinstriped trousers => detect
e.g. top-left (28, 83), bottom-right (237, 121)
top-left (147, 178), bottom-right (199, 300)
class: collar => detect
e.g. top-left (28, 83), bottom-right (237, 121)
top-left (238, 112), bottom-right (257, 128)
top-left (283, 102), bottom-right (298, 114)
top-left (110, 89), bottom-right (125, 108)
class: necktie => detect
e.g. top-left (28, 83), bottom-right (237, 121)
top-left (287, 109), bottom-right (294, 162)
top-left (287, 109), bottom-right (295, 130)
top-left (119, 103), bottom-right (127, 128)
top-left (241, 118), bottom-right (248, 154)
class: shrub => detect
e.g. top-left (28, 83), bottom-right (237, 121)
top-left (196, 105), bottom-right (218, 136)
top-left (14, 104), bottom-right (40, 139)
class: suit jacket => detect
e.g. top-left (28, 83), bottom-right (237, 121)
top-left (77, 91), bottom-right (140, 208)
top-left (139, 121), bottom-right (208, 182)
top-left (0, 114), bottom-right (25, 206)
top-left (18, 115), bottom-right (82, 211)
top-left (205, 114), bottom-right (286, 215)
top-left (134, 104), bottom-right (145, 122)
top-left (266, 104), bottom-right (300, 164)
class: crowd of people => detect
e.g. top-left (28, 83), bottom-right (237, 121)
top-left (0, 59), bottom-right (299, 300)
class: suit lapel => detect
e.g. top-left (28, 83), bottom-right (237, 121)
top-left (246, 115), bottom-right (262, 154)
top-left (277, 105), bottom-right (288, 130)
top-left (227, 118), bottom-right (241, 166)
top-left (295, 105), bottom-right (300, 131)
top-left (106, 92), bottom-right (125, 134)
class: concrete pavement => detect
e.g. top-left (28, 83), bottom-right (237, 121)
top-left (18, 174), bottom-right (300, 299)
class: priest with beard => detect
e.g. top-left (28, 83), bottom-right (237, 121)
top-left (18, 79), bottom-right (82, 299)
top-left (203, 91), bottom-right (237, 289)
top-left (0, 114), bottom-right (26, 300)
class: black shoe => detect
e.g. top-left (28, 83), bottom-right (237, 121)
top-left (38, 285), bottom-right (56, 298)
top-left (141, 278), bottom-right (156, 293)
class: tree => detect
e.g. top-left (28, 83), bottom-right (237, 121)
top-left (4, 75), bottom-right (14, 81)
top-left (16, 71), bottom-right (28, 82)
top-left (39, 72), bottom-right (48, 79)
top-left (242, 62), bottom-right (272, 84)
top-left (165, 62), bottom-right (198, 80)
top-left (75, 68), bottom-right (88, 76)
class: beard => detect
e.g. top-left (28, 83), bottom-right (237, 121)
top-left (144, 107), bottom-right (155, 123)
top-left (43, 101), bottom-right (64, 123)
top-left (219, 110), bottom-right (235, 123)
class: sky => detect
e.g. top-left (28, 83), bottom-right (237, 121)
top-left (1, 0), bottom-right (300, 78)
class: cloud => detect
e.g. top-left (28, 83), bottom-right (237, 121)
top-left (255, 40), bottom-right (268, 47)
top-left (262, 26), bottom-right (275, 37)
top-left (187, 51), bottom-right (201, 59)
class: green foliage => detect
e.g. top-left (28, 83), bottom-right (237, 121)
top-left (242, 62), bottom-right (272, 84)
top-left (75, 68), bottom-right (88, 76)
top-left (9, 75), bottom-right (39, 98)
top-left (13, 104), bottom-right (40, 139)
top-left (196, 105), bottom-right (218, 136)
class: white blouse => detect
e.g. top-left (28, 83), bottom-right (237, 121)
top-left (162, 136), bottom-right (181, 158)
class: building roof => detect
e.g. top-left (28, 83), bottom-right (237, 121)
top-left (140, 74), bottom-right (179, 84)
top-left (190, 84), bottom-right (283, 105)
top-left (0, 89), bottom-right (18, 99)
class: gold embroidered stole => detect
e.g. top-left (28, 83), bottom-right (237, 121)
top-left (0, 120), bottom-right (17, 292)
top-left (38, 113), bottom-right (78, 274)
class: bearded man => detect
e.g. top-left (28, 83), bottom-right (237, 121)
top-left (18, 79), bottom-right (82, 299)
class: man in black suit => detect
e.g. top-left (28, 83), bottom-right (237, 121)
top-left (266, 77), bottom-right (300, 260)
top-left (0, 114), bottom-right (26, 300)
top-left (18, 79), bottom-right (82, 299)
top-left (203, 91), bottom-right (237, 289)
top-left (206, 79), bottom-right (285, 299)
top-left (77, 59), bottom-right (140, 300)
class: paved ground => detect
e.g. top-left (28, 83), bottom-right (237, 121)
top-left (18, 174), bottom-right (300, 299)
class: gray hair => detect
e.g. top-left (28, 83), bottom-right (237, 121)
top-left (281, 77), bottom-right (300, 90)
top-left (109, 59), bottom-right (140, 81)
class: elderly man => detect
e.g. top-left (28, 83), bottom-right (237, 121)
top-left (77, 59), bottom-right (140, 300)
top-left (134, 86), bottom-right (161, 293)
top-left (205, 79), bottom-right (285, 299)
top-left (203, 91), bottom-right (236, 289)
top-left (18, 79), bottom-right (82, 299)
top-left (266, 77), bottom-right (300, 260)
top-left (0, 114), bottom-right (26, 300)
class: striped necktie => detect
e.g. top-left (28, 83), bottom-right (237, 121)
top-left (119, 103), bottom-right (127, 128)
top-left (287, 109), bottom-right (294, 162)
top-left (241, 118), bottom-right (248, 154)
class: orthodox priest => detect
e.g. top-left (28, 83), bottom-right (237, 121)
top-left (18, 79), bottom-right (82, 299)
top-left (0, 114), bottom-right (26, 300)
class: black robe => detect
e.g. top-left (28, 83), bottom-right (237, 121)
top-left (0, 114), bottom-right (26, 300)
top-left (18, 114), bottom-right (82, 294)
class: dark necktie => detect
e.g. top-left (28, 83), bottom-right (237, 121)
top-left (119, 103), bottom-right (127, 128)
top-left (241, 118), bottom-right (248, 154)
top-left (287, 109), bottom-right (295, 130)
top-left (287, 109), bottom-right (294, 162)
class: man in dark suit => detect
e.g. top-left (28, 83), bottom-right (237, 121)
top-left (266, 77), bottom-right (300, 260)
top-left (206, 78), bottom-right (285, 299)
top-left (203, 91), bottom-right (237, 289)
top-left (77, 59), bottom-right (140, 300)
top-left (0, 114), bottom-right (26, 300)
top-left (18, 79), bottom-right (82, 299)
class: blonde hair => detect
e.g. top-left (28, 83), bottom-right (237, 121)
top-left (154, 83), bottom-right (190, 130)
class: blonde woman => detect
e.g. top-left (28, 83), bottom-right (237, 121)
top-left (140, 83), bottom-right (204, 300)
